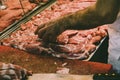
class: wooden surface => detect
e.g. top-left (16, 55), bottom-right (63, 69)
top-left (28, 73), bottom-right (93, 80)
top-left (0, 45), bottom-right (112, 75)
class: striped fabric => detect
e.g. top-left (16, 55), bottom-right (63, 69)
top-left (0, 62), bottom-right (32, 80)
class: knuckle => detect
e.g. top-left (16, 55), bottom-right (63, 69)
top-left (0, 63), bottom-right (28, 80)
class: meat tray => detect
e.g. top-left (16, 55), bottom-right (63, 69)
top-left (0, 0), bottom-right (56, 38)
top-left (0, 0), bottom-right (107, 61)
top-left (47, 34), bottom-right (108, 61)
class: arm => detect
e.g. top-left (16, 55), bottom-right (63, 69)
top-left (36, 0), bottom-right (120, 42)
top-left (70, 0), bottom-right (120, 29)
top-left (55, 0), bottom-right (120, 29)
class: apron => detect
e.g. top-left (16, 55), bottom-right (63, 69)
top-left (108, 11), bottom-right (120, 73)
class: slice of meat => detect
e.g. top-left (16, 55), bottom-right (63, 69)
top-left (57, 30), bottom-right (78, 44)
top-left (84, 44), bottom-right (96, 53)
top-left (0, 20), bottom-right (13, 31)
top-left (68, 35), bottom-right (88, 44)
top-left (90, 36), bottom-right (102, 44)
top-left (49, 43), bottom-right (85, 54)
top-left (0, 10), bottom-right (7, 17)
top-left (97, 28), bottom-right (107, 37)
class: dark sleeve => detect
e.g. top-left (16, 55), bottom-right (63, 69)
top-left (52, 0), bottom-right (120, 30)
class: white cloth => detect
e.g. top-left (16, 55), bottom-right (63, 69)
top-left (108, 12), bottom-right (120, 73)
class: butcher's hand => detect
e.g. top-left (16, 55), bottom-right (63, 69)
top-left (35, 18), bottom-right (70, 43)
top-left (0, 62), bottom-right (32, 80)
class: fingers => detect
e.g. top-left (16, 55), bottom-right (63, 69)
top-left (13, 64), bottom-right (32, 79)
top-left (37, 26), bottom-right (47, 38)
top-left (0, 63), bottom-right (32, 80)
top-left (35, 23), bottom-right (45, 34)
top-left (42, 32), bottom-right (57, 43)
top-left (36, 24), bottom-right (57, 42)
top-left (35, 22), bottom-right (59, 43)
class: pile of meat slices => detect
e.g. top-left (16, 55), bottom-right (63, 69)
top-left (0, 0), bottom-right (37, 32)
top-left (0, 0), bottom-right (108, 60)
top-left (0, 0), bottom-right (50, 32)
top-left (50, 25), bottom-right (108, 59)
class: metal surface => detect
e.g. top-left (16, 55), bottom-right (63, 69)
top-left (0, 0), bottom-right (56, 40)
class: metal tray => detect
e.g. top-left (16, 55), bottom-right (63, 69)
top-left (46, 36), bottom-right (107, 61)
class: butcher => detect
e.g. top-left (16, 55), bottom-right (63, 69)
top-left (35, 0), bottom-right (120, 73)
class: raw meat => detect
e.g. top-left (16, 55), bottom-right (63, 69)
top-left (54, 26), bottom-right (107, 58)
top-left (0, 0), bottom-right (37, 31)
top-left (1, 0), bottom-right (107, 60)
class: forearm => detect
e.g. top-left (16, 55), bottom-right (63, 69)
top-left (69, 6), bottom-right (113, 29)
top-left (75, 0), bottom-right (120, 29)
top-left (53, 0), bottom-right (120, 30)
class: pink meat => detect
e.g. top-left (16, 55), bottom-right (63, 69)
top-left (68, 35), bottom-right (88, 44)
top-left (84, 44), bottom-right (96, 53)
top-left (50, 43), bottom-right (85, 54)
top-left (57, 30), bottom-right (79, 44)
top-left (2, 0), bottom-right (107, 59)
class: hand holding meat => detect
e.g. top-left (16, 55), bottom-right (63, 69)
top-left (35, 17), bottom-right (71, 43)
top-left (0, 62), bottom-right (32, 80)
top-left (35, 11), bottom-right (84, 43)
